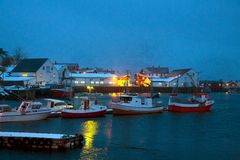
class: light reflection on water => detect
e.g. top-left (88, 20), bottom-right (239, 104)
top-left (81, 120), bottom-right (98, 150)
top-left (80, 120), bottom-right (108, 160)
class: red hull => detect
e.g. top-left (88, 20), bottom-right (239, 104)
top-left (168, 105), bottom-right (212, 112)
top-left (51, 90), bottom-right (72, 98)
top-left (61, 110), bottom-right (105, 118)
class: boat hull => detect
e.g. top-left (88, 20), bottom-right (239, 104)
top-left (0, 111), bottom-right (51, 122)
top-left (61, 110), bottom-right (106, 118)
top-left (168, 105), bottom-right (212, 112)
top-left (112, 105), bottom-right (164, 115)
top-left (51, 89), bottom-right (72, 98)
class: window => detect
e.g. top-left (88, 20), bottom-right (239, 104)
top-left (43, 66), bottom-right (45, 70)
top-left (21, 73), bottom-right (28, 77)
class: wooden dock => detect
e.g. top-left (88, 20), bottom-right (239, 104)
top-left (0, 131), bottom-right (84, 151)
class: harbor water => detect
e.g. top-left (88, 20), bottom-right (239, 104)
top-left (0, 93), bottom-right (240, 160)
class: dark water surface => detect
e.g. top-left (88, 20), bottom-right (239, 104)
top-left (0, 93), bottom-right (240, 160)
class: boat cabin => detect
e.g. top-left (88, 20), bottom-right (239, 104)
top-left (45, 98), bottom-right (71, 109)
top-left (118, 94), bottom-right (154, 107)
top-left (80, 96), bottom-right (98, 110)
top-left (17, 101), bottom-right (43, 113)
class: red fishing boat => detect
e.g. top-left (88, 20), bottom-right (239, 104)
top-left (168, 93), bottom-right (214, 112)
top-left (61, 97), bottom-right (107, 118)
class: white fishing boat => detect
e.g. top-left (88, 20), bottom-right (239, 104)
top-left (0, 101), bottom-right (51, 122)
top-left (61, 97), bottom-right (107, 118)
top-left (45, 98), bottom-right (73, 112)
top-left (111, 94), bottom-right (164, 115)
top-left (45, 98), bottom-right (74, 117)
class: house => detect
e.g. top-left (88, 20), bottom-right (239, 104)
top-left (143, 66), bottom-right (169, 78)
top-left (151, 68), bottom-right (199, 87)
top-left (57, 63), bottom-right (79, 72)
top-left (65, 73), bottom-right (119, 86)
top-left (54, 64), bottom-right (70, 84)
top-left (5, 58), bottom-right (59, 86)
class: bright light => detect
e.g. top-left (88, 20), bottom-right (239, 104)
top-left (112, 76), bottom-right (117, 81)
top-left (80, 81), bottom-right (85, 84)
top-left (87, 86), bottom-right (94, 90)
top-left (75, 81), bottom-right (79, 84)
top-left (95, 81), bottom-right (99, 84)
top-left (21, 73), bottom-right (28, 77)
top-left (100, 81), bottom-right (104, 84)
top-left (90, 81), bottom-right (94, 84)
top-left (110, 93), bottom-right (117, 97)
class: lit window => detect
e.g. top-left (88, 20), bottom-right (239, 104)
top-left (100, 81), bottom-right (104, 84)
top-left (40, 74), bottom-right (43, 78)
top-left (90, 81), bottom-right (94, 84)
top-left (95, 81), bottom-right (99, 84)
top-left (80, 81), bottom-right (85, 84)
top-left (33, 73), bottom-right (36, 77)
top-left (21, 73), bottom-right (28, 77)
top-left (75, 81), bottom-right (79, 84)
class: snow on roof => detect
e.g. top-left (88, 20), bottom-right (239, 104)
top-left (70, 73), bottom-right (117, 78)
top-left (3, 76), bottom-right (34, 81)
top-left (54, 64), bottom-right (65, 71)
top-left (151, 77), bottom-right (176, 82)
top-left (0, 132), bottom-right (75, 139)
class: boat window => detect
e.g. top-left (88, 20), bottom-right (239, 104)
top-left (32, 105), bottom-right (41, 109)
top-left (0, 106), bottom-right (12, 112)
top-left (55, 102), bottom-right (67, 107)
top-left (120, 97), bottom-right (132, 103)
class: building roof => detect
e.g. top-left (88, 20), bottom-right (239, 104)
top-left (54, 64), bottom-right (66, 71)
top-left (11, 58), bottom-right (48, 72)
top-left (145, 67), bottom-right (169, 74)
top-left (168, 68), bottom-right (191, 77)
top-left (151, 77), bottom-right (176, 82)
top-left (3, 76), bottom-right (34, 81)
top-left (70, 73), bottom-right (116, 78)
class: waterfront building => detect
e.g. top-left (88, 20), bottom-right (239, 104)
top-left (65, 72), bottom-right (119, 87)
top-left (150, 68), bottom-right (199, 87)
top-left (143, 66), bottom-right (169, 78)
top-left (4, 58), bottom-right (59, 86)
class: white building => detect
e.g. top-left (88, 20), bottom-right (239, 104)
top-left (54, 64), bottom-right (70, 84)
top-left (151, 69), bottom-right (199, 87)
top-left (66, 73), bottom-right (118, 86)
top-left (6, 58), bottom-right (59, 86)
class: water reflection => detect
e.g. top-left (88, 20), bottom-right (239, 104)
top-left (81, 120), bottom-right (99, 150)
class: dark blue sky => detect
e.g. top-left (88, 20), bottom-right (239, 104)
top-left (0, 0), bottom-right (240, 80)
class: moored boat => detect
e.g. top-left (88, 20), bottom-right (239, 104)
top-left (45, 98), bottom-right (74, 117)
top-left (0, 101), bottom-right (51, 122)
top-left (112, 94), bottom-right (164, 115)
top-left (61, 97), bottom-right (107, 118)
top-left (168, 93), bottom-right (214, 112)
